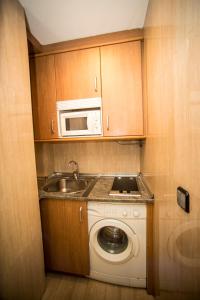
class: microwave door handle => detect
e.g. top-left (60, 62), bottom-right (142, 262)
top-left (86, 116), bottom-right (89, 131)
top-left (94, 76), bottom-right (98, 92)
top-left (87, 114), bottom-right (92, 131)
top-left (106, 115), bottom-right (109, 131)
top-left (51, 119), bottom-right (55, 134)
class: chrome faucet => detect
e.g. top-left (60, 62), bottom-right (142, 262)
top-left (68, 160), bottom-right (79, 181)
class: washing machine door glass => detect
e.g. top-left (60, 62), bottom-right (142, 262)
top-left (90, 219), bottom-right (139, 263)
top-left (97, 226), bottom-right (128, 254)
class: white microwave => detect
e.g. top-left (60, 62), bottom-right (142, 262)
top-left (56, 98), bottom-right (102, 137)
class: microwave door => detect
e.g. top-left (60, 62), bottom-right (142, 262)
top-left (60, 112), bottom-right (90, 136)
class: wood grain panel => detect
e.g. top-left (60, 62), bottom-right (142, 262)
top-left (34, 141), bottom-right (141, 176)
top-left (30, 55), bottom-right (58, 139)
top-left (101, 41), bottom-right (143, 136)
top-left (34, 143), bottom-right (55, 176)
top-left (142, 0), bottom-right (200, 299)
top-left (0, 0), bottom-right (45, 298)
top-left (40, 199), bottom-right (89, 275)
top-left (27, 29), bottom-right (43, 54)
top-left (33, 28), bottom-right (143, 57)
top-left (55, 47), bottom-right (101, 100)
top-left (146, 204), bottom-right (154, 295)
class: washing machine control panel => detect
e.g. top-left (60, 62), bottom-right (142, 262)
top-left (121, 210), bottom-right (140, 218)
top-left (122, 211), bottom-right (128, 217)
top-left (88, 202), bottom-right (146, 219)
top-left (133, 210), bottom-right (140, 217)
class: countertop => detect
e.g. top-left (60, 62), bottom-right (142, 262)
top-left (38, 173), bottom-right (154, 204)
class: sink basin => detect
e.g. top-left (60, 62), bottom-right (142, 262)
top-left (43, 177), bottom-right (94, 194)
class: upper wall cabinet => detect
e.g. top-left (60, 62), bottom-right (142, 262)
top-left (30, 40), bottom-right (144, 141)
top-left (54, 48), bottom-right (101, 100)
top-left (101, 41), bottom-right (143, 136)
top-left (30, 55), bottom-right (58, 140)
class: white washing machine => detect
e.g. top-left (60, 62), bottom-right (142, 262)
top-left (88, 202), bottom-right (147, 288)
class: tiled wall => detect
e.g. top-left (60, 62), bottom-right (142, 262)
top-left (35, 141), bottom-right (141, 176)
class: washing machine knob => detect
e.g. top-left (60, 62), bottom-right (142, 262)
top-left (133, 210), bottom-right (140, 217)
top-left (122, 211), bottom-right (128, 217)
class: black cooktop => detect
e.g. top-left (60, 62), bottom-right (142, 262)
top-left (109, 176), bottom-right (139, 195)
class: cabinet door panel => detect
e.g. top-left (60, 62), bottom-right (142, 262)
top-left (30, 56), bottom-right (58, 140)
top-left (101, 41), bottom-right (143, 136)
top-left (40, 199), bottom-right (89, 275)
top-left (55, 48), bottom-right (101, 100)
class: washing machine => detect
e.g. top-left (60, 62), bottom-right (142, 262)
top-left (88, 202), bottom-right (147, 288)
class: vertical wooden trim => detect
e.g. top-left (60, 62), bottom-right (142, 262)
top-left (147, 204), bottom-right (154, 295)
top-left (25, 14), bottom-right (43, 54)
top-left (27, 29), bottom-right (43, 53)
top-left (141, 40), bottom-right (147, 136)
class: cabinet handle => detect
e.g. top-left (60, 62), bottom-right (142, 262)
top-left (94, 76), bottom-right (98, 92)
top-left (79, 206), bottom-right (83, 223)
top-left (51, 119), bottom-right (55, 134)
top-left (106, 115), bottom-right (109, 130)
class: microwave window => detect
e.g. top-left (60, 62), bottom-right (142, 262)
top-left (65, 117), bottom-right (88, 131)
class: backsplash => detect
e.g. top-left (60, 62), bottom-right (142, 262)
top-left (35, 141), bottom-right (141, 176)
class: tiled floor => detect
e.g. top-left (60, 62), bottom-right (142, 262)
top-left (42, 273), bottom-right (154, 300)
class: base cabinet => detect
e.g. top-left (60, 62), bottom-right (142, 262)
top-left (40, 199), bottom-right (89, 275)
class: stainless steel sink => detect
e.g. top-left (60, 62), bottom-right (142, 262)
top-left (43, 176), bottom-right (95, 195)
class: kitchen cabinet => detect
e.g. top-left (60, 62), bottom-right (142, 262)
top-left (55, 47), bottom-right (101, 100)
top-left (30, 40), bottom-right (144, 140)
top-left (101, 41), bottom-right (143, 136)
top-left (30, 55), bottom-right (58, 140)
top-left (40, 199), bottom-right (90, 275)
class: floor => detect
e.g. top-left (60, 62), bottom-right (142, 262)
top-left (42, 273), bottom-right (154, 300)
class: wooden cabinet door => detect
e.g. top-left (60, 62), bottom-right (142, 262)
top-left (55, 48), bottom-right (101, 100)
top-left (40, 199), bottom-right (90, 275)
top-left (101, 41), bottom-right (143, 136)
top-left (30, 56), bottom-right (58, 140)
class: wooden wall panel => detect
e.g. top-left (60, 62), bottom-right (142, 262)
top-left (141, 0), bottom-right (200, 299)
top-left (0, 0), bottom-right (45, 299)
top-left (35, 142), bottom-right (140, 176)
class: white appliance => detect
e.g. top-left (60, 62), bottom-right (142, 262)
top-left (56, 97), bottom-right (102, 137)
top-left (88, 202), bottom-right (147, 288)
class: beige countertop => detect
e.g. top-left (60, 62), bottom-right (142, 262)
top-left (38, 174), bottom-right (154, 204)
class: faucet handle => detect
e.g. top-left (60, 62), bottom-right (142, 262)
top-left (68, 160), bottom-right (79, 180)
top-left (68, 160), bottom-right (79, 172)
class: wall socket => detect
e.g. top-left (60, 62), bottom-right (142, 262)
top-left (177, 186), bottom-right (190, 213)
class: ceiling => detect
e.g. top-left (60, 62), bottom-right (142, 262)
top-left (19, 0), bottom-right (149, 45)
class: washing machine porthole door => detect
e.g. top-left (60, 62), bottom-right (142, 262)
top-left (97, 226), bottom-right (128, 254)
top-left (90, 219), bottom-right (139, 263)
